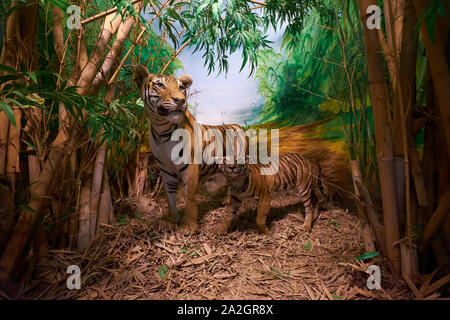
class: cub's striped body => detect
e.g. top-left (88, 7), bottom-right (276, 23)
top-left (134, 64), bottom-right (245, 231)
top-left (218, 153), bottom-right (329, 234)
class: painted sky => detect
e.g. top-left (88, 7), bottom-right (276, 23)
top-left (174, 26), bottom-right (284, 125)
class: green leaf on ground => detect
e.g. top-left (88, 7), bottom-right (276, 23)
top-left (303, 241), bottom-right (312, 251)
top-left (328, 220), bottom-right (340, 228)
top-left (355, 251), bottom-right (379, 261)
top-left (158, 265), bottom-right (169, 279)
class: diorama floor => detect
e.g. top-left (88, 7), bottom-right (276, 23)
top-left (20, 191), bottom-right (413, 300)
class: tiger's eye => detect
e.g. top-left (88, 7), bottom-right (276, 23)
top-left (154, 82), bottom-right (165, 88)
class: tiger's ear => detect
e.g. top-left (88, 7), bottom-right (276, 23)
top-left (178, 74), bottom-right (193, 89)
top-left (134, 64), bottom-right (150, 87)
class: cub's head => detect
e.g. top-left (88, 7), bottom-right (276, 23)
top-left (219, 158), bottom-right (250, 192)
top-left (219, 156), bottom-right (250, 180)
top-left (134, 64), bottom-right (193, 124)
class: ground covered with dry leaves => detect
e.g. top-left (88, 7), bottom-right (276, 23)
top-left (17, 189), bottom-right (415, 300)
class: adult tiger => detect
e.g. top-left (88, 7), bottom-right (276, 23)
top-left (216, 153), bottom-right (336, 234)
top-left (134, 64), bottom-right (245, 232)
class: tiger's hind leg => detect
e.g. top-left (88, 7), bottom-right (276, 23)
top-left (313, 204), bottom-right (319, 220)
top-left (299, 188), bottom-right (314, 232)
top-left (303, 200), bottom-right (320, 232)
top-left (256, 193), bottom-right (271, 234)
top-left (303, 206), bottom-right (313, 232)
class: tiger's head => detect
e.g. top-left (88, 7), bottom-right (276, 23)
top-left (219, 156), bottom-right (250, 179)
top-left (219, 157), bottom-right (251, 193)
top-left (134, 64), bottom-right (193, 124)
top-left (220, 162), bottom-right (248, 178)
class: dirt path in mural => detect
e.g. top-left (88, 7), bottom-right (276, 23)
top-left (256, 118), bottom-right (347, 156)
top-left (18, 120), bottom-right (412, 300)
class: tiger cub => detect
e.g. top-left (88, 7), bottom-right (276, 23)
top-left (217, 153), bottom-right (328, 234)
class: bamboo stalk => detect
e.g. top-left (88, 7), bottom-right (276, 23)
top-left (52, 6), bottom-right (66, 76)
top-left (4, 108), bottom-right (21, 231)
top-left (91, 1), bottom-right (144, 92)
top-left (0, 1), bottom-right (20, 73)
top-left (23, 109), bottom-right (43, 186)
top-left (6, 108), bottom-right (22, 177)
top-left (97, 170), bottom-right (111, 231)
top-left (107, 26), bottom-right (146, 85)
top-left (160, 38), bottom-right (193, 74)
top-left (109, 195), bottom-right (114, 224)
top-left (350, 161), bottom-right (375, 252)
top-left (133, 149), bottom-right (140, 197)
top-left (0, 127), bottom-right (67, 285)
top-left (137, 154), bottom-right (150, 197)
top-left (75, 27), bottom-right (88, 82)
top-left (81, 0), bottom-right (142, 25)
top-left (76, 8), bottom-right (124, 94)
top-left (384, 0), bottom-right (413, 246)
top-left (126, 170), bottom-right (133, 197)
top-left (430, 236), bottom-right (449, 267)
top-left (350, 160), bottom-right (386, 253)
top-left (69, 179), bottom-right (81, 250)
top-left (0, 0), bottom-right (65, 285)
top-left (0, 178), bottom-right (13, 252)
top-left (400, 242), bottom-right (419, 280)
top-left (409, 147), bottom-right (428, 207)
top-left (0, 112), bottom-right (9, 175)
top-left (107, 0), bottom-right (171, 84)
top-left (357, 0), bottom-right (401, 273)
top-left (77, 176), bottom-right (91, 251)
top-left (382, 0), bottom-right (415, 248)
top-left (89, 144), bottom-right (106, 238)
top-left (420, 191), bottom-right (450, 251)
top-left (413, 0), bottom-right (450, 159)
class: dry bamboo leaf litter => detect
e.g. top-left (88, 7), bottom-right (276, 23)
top-left (18, 193), bottom-right (415, 300)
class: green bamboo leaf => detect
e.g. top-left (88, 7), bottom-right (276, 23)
top-left (0, 64), bottom-right (17, 74)
top-left (240, 50), bottom-right (249, 72)
top-left (23, 140), bottom-right (36, 150)
top-left (0, 101), bottom-right (17, 128)
top-left (26, 71), bottom-right (38, 84)
top-left (4, 98), bottom-right (23, 107)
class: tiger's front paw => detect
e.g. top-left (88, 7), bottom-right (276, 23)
top-left (213, 223), bottom-right (229, 235)
top-left (178, 222), bottom-right (198, 234)
top-left (303, 220), bottom-right (312, 232)
top-left (163, 210), bottom-right (181, 224)
top-left (257, 224), bottom-right (270, 235)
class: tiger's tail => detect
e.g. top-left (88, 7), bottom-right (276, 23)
top-left (314, 151), bottom-right (353, 208)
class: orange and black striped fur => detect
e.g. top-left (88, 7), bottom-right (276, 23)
top-left (134, 64), bottom-right (245, 231)
top-left (217, 153), bottom-right (330, 234)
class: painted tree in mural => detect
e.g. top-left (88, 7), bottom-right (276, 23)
top-left (0, 0), bottom-right (449, 290)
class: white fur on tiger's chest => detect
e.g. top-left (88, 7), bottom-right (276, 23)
top-left (148, 129), bottom-right (188, 175)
